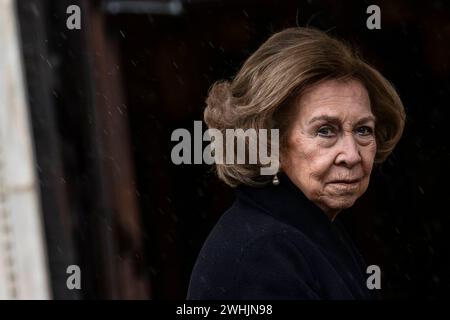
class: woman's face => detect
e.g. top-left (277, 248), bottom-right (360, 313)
top-left (281, 79), bottom-right (377, 220)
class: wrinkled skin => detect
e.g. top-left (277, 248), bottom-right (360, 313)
top-left (282, 79), bottom-right (377, 220)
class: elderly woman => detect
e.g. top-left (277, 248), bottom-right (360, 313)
top-left (187, 27), bottom-right (405, 299)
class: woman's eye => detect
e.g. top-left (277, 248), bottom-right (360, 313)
top-left (356, 126), bottom-right (374, 136)
top-left (317, 126), bottom-right (335, 137)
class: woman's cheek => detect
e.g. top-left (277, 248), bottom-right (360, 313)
top-left (311, 148), bottom-right (336, 177)
top-left (362, 142), bottom-right (377, 171)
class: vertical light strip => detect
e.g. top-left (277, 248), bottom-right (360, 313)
top-left (0, 0), bottom-right (51, 299)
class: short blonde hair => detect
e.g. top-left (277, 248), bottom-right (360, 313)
top-left (204, 27), bottom-right (406, 187)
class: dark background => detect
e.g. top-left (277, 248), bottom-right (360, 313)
top-left (16, 0), bottom-right (450, 299)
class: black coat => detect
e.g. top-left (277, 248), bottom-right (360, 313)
top-left (187, 172), bottom-right (378, 300)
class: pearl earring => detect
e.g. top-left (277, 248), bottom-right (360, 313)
top-left (272, 174), bottom-right (280, 186)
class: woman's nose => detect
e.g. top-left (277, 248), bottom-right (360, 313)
top-left (334, 134), bottom-right (362, 168)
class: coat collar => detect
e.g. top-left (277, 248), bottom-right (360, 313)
top-left (235, 172), bottom-right (372, 299)
top-left (235, 171), bottom-right (338, 247)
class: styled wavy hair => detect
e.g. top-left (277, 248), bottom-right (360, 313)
top-left (204, 27), bottom-right (406, 187)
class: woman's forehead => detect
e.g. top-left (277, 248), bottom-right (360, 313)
top-left (299, 79), bottom-right (370, 106)
top-left (293, 80), bottom-right (373, 123)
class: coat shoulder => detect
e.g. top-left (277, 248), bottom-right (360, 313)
top-left (187, 199), bottom-right (320, 299)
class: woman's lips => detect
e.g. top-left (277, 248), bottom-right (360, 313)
top-left (328, 178), bottom-right (361, 184)
top-left (327, 178), bottom-right (362, 190)
top-left (326, 179), bottom-right (362, 194)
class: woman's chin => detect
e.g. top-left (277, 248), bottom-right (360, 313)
top-left (319, 195), bottom-right (359, 214)
top-left (318, 183), bottom-right (368, 211)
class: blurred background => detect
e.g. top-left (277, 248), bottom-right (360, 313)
top-left (0, 0), bottom-right (449, 299)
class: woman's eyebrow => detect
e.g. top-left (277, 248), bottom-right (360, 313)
top-left (355, 115), bottom-right (376, 125)
top-left (307, 115), bottom-right (340, 125)
top-left (307, 115), bottom-right (376, 125)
